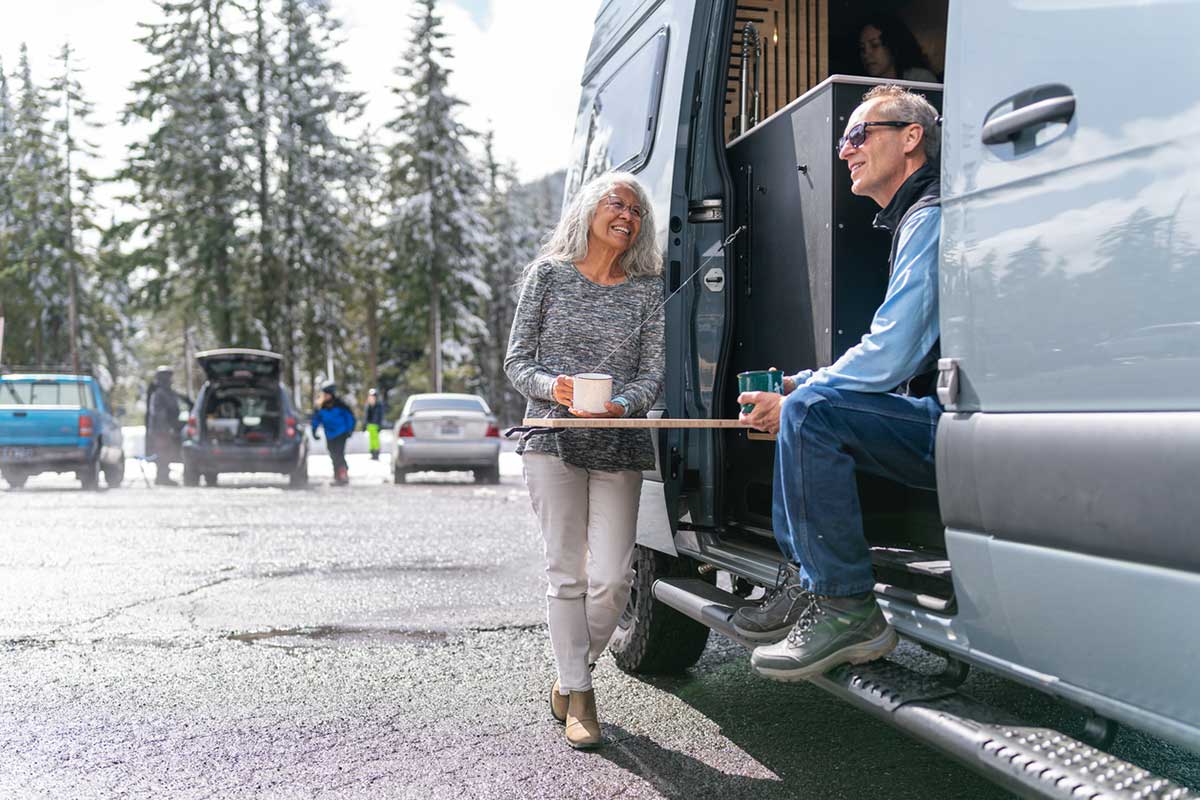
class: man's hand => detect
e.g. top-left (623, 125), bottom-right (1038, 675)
top-left (552, 375), bottom-right (573, 407)
top-left (738, 391), bottom-right (785, 434)
top-left (569, 401), bottom-right (626, 419)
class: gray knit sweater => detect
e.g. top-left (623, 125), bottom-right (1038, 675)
top-left (504, 259), bottom-right (665, 472)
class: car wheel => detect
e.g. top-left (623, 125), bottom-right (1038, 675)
top-left (475, 463), bottom-right (500, 485)
top-left (288, 459), bottom-right (308, 489)
top-left (182, 460), bottom-right (200, 487)
top-left (78, 457), bottom-right (101, 491)
top-left (393, 465), bottom-right (408, 485)
top-left (203, 472), bottom-right (219, 487)
top-left (103, 456), bottom-right (125, 489)
top-left (2, 468), bottom-right (28, 489)
top-left (608, 545), bottom-right (711, 675)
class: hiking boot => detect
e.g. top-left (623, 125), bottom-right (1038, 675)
top-left (731, 563), bottom-right (812, 643)
top-left (750, 593), bottom-right (897, 682)
top-left (564, 689), bottom-right (602, 749)
top-left (550, 678), bottom-right (568, 725)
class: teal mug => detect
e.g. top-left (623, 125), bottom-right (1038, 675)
top-left (737, 368), bottom-right (783, 414)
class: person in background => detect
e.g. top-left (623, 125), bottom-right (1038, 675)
top-left (505, 171), bottom-right (664, 750)
top-left (363, 388), bottom-right (384, 461)
top-left (311, 381), bottom-right (355, 486)
top-left (858, 16), bottom-right (938, 84)
top-left (146, 366), bottom-right (180, 486)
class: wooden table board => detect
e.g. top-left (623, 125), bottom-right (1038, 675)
top-left (517, 417), bottom-right (778, 441)
top-left (521, 417), bottom-right (750, 429)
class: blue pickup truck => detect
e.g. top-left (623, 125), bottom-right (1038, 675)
top-left (0, 372), bottom-right (125, 490)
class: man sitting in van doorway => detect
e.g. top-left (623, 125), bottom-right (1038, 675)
top-left (733, 84), bottom-right (942, 681)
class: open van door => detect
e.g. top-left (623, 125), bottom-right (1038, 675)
top-left (567, 1), bottom-right (733, 555)
top-left (939, 0), bottom-right (1200, 751)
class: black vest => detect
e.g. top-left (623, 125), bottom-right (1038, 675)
top-left (872, 162), bottom-right (941, 398)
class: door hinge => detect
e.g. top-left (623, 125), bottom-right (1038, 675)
top-left (936, 358), bottom-right (960, 409)
top-left (687, 199), bottom-right (723, 223)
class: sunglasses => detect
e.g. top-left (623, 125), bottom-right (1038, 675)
top-left (603, 194), bottom-right (646, 220)
top-left (836, 120), bottom-right (916, 152)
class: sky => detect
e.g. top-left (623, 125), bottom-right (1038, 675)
top-left (0, 0), bottom-right (597, 203)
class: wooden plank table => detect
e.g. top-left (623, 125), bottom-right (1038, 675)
top-left (518, 417), bottom-right (777, 440)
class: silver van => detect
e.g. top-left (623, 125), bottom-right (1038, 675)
top-left (562, 1), bottom-right (1200, 796)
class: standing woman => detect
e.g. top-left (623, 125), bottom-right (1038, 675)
top-left (505, 172), bottom-right (664, 750)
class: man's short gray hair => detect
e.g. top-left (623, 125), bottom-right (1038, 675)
top-left (862, 84), bottom-right (940, 163)
top-left (532, 171), bottom-right (662, 279)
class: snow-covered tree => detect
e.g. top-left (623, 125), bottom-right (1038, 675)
top-left (118, 0), bottom-right (252, 346)
top-left (276, 0), bottom-right (364, 395)
top-left (385, 0), bottom-right (489, 393)
top-left (4, 45), bottom-right (71, 366)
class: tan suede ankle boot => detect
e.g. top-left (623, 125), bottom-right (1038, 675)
top-left (564, 689), bottom-right (602, 749)
top-left (550, 678), bottom-right (568, 724)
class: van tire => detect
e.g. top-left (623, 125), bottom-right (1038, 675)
top-left (609, 546), bottom-right (711, 675)
top-left (103, 457), bottom-right (125, 489)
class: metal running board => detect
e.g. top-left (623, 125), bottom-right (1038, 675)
top-left (652, 577), bottom-right (761, 649)
top-left (652, 577), bottom-right (1195, 800)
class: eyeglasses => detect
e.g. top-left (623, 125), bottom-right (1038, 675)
top-left (603, 194), bottom-right (646, 220)
top-left (836, 120), bottom-right (916, 153)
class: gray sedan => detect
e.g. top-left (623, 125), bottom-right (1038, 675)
top-left (392, 393), bottom-right (501, 484)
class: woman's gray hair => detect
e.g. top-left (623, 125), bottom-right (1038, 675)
top-left (532, 171), bottom-right (662, 278)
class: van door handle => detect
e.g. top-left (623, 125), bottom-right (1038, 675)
top-left (982, 92), bottom-right (1075, 145)
top-left (13, 411), bottom-right (27, 417)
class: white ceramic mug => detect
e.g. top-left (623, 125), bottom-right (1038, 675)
top-left (573, 373), bottom-right (613, 413)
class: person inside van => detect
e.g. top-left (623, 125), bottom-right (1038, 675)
top-left (857, 16), bottom-right (938, 84)
top-left (733, 85), bottom-right (942, 682)
top-left (505, 172), bottom-right (664, 750)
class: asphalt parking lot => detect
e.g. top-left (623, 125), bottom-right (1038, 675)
top-left (1, 453), bottom-right (1197, 799)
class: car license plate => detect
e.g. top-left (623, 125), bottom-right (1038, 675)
top-left (440, 423), bottom-right (461, 437)
top-left (0, 447), bottom-right (34, 461)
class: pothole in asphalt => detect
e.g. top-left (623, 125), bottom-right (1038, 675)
top-left (226, 625), bottom-right (448, 649)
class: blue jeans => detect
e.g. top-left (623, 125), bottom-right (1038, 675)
top-left (773, 385), bottom-right (941, 596)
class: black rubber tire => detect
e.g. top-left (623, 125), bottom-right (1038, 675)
top-left (474, 463), bottom-right (500, 485)
top-left (288, 459), bottom-right (308, 489)
top-left (182, 460), bottom-right (200, 487)
top-left (78, 457), bottom-right (101, 491)
top-left (2, 468), bottom-right (27, 489)
top-left (103, 456), bottom-right (125, 489)
top-left (203, 472), bottom-right (219, 487)
top-left (393, 466), bottom-right (408, 485)
top-left (609, 545), bottom-right (712, 675)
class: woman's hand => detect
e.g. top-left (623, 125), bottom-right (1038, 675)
top-left (569, 401), bottom-right (626, 418)
top-left (552, 375), bottom-right (574, 407)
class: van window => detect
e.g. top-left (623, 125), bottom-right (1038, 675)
top-left (580, 28), bottom-right (669, 182)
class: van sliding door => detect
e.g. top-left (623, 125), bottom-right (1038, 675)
top-left (939, 0), bottom-right (1200, 751)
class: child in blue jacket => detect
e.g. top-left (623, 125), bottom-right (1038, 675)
top-left (311, 382), bottom-right (356, 485)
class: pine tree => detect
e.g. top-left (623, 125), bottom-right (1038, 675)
top-left (0, 58), bottom-right (14, 359)
top-left (276, 0), bottom-right (364, 394)
top-left (5, 44), bottom-right (71, 366)
top-left (118, 0), bottom-right (252, 346)
top-left (476, 130), bottom-right (521, 420)
top-left (385, 0), bottom-right (489, 393)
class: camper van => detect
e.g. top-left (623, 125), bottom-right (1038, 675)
top-left (560, 1), bottom-right (1200, 796)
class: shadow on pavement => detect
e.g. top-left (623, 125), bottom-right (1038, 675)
top-left (625, 648), bottom-right (1015, 800)
top-left (597, 727), bottom-right (784, 799)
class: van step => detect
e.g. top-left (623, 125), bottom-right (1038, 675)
top-left (652, 577), bottom-right (761, 649)
top-left (652, 576), bottom-right (1194, 800)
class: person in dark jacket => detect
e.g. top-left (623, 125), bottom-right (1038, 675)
top-left (311, 381), bottom-right (355, 486)
top-left (146, 366), bottom-right (181, 486)
top-left (363, 388), bottom-right (384, 460)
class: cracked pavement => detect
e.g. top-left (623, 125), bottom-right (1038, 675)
top-left (2, 457), bottom-right (1198, 799)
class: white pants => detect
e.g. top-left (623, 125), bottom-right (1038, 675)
top-left (523, 452), bottom-right (643, 693)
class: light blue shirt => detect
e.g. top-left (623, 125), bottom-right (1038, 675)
top-left (787, 206), bottom-right (941, 393)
